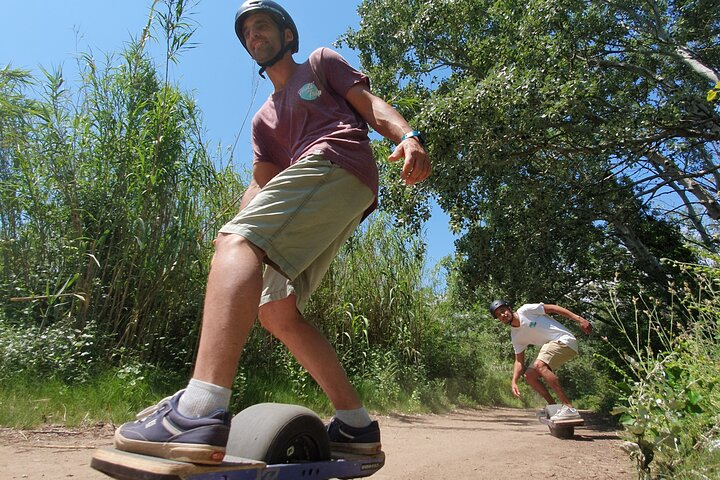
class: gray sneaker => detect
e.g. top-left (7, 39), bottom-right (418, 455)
top-left (550, 404), bottom-right (581, 421)
top-left (114, 390), bottom-right (230, 464)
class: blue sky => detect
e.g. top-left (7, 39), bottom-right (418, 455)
top-left (2, 0), bottom-right (457, 278)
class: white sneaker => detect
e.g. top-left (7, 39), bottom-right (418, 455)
top-left (550, 404), bottom-right (581, 421)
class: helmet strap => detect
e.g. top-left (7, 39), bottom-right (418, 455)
top-left (257, 39), bottom-right (294, 78)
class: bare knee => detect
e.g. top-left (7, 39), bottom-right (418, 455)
top-left (210, 233), bottom-right (264, 267)
top-left (532, 360), bottom-right (555, 378)
top-left (258, 303), bottom-right (280, 332)
top-left (258, 307), bottom-right (283, 332)
top-left (258, 298), bottom-right (301, 334)
top-left (524, 367), bottom-right (540, 382)
top-left (214, 232), bottom-right (250, 252)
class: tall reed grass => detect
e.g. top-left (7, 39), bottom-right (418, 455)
top-left (0, 1), bottom-right (244, 376)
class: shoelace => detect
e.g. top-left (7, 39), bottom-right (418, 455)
top-left (135, 390), bottom-right (185, 421)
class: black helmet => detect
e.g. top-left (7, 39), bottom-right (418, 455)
top-left (489, 299), bottom-right (510, 317)
top-left (234, 0), bottom-right (299, 55)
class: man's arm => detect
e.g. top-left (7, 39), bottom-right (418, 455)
top-left (543, 304), bottom-right (593, 335)
top-left (344, 83), bottom-right (431, 186)
top-left (511, 350), bottom-right (525, 398)
top-left (238, 161), bottom-right (281, 212)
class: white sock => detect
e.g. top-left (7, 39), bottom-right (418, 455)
top-left (177, 378), bottom-right (231, 418)
top-left (335, 407), bottom-right (372, 428)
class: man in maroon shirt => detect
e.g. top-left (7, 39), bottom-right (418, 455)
top-left (115, 0), bottom-right (431, 464)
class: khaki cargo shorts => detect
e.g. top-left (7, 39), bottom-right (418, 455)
top-left (536, 340), bottom-right (578, 371)
top-left (218, 155), bottom-right (374, 313)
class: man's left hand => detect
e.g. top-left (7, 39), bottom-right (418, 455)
top-left (388, 139), bottom-right (431, 185)
top-left (579, 318), bottom-right (593, 335)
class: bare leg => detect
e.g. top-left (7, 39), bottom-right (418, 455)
top-left (524, 366), bottom-right (555, 404)
top-left (192, 233), bottom-right (265, 388)
top-left (259, 295), bottom-right (361, 410)
top-left (532, 360), bottom-right (572, 406)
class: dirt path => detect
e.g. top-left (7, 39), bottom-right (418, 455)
top-left (0, 407), bottom-right (633, 479)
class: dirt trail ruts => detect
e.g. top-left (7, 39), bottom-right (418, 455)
top-left (0, 407), bottom-right (633, 479)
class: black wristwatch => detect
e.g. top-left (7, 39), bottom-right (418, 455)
top-left (400, 130), bottom-right (426, 147)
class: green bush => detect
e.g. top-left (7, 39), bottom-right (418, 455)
top-left (0, 315), bottom-right (103, 383)
top-left (608, 258), bottom-right (720, 479)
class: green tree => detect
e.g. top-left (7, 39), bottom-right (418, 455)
top-left (341, 0), bottom-right (717, 304)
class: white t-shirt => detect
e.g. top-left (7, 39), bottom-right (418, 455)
top-left (510, 303), bottom-right (578, 354)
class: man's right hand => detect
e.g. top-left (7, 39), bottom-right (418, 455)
top-left (511, 382), bottom-right (521, 398)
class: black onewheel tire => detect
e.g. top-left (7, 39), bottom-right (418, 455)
top-left (549, 425), bottom-right (575, 439)
top-left (226, 403), bottom-right (331, 464)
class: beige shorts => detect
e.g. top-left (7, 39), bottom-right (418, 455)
top-left (536, 341), bottom-right (578, 371)
top-left (218, 155), bottom-right (374, 313)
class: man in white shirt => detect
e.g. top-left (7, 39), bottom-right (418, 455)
top-left (489, 300), bottom-right (593, 421)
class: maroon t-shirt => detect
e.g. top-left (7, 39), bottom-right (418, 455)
top-left (251, 47), bottom-right (379, 208)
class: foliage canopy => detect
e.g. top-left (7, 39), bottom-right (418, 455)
top-left (342, 0), bottom-right (719, 306)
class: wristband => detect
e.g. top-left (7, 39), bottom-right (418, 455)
top-left (401, 130), bottom-right (426, 146)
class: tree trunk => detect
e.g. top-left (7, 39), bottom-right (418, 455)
top-left (611, 219), bottom-right (669, 283)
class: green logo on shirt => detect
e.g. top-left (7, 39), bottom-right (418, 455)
top-left (529, 321), bottom-right (537, 328)
top-left (298, 83), bottom-right (322, 101)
